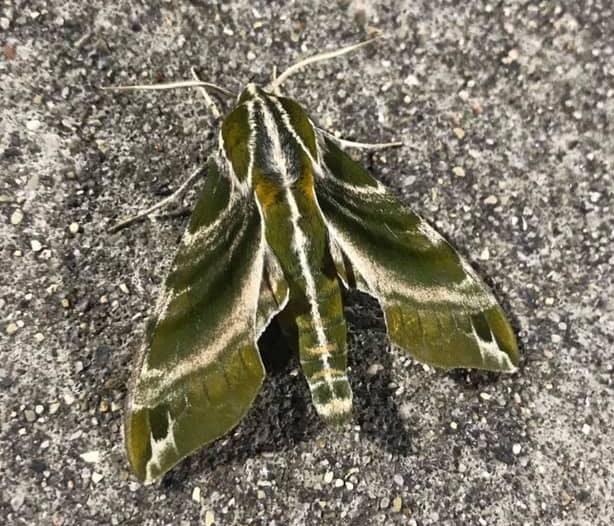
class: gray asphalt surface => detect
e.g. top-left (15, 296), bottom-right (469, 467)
top-left (1, 1), bottom-right (612, 524)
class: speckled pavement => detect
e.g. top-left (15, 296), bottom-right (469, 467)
top-left (1, 1), bottom-right (612, 524)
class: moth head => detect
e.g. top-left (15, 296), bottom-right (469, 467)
top-left (237, 83), bottom-right (271, 105)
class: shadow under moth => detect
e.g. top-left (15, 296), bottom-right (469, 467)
top-left (105, 39), bottom-right (519, 484)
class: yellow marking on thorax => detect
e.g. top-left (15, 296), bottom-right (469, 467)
top-left (296, 161), bottom-right (316, 200)
top-left (254, 175), bottom-right (281, 209)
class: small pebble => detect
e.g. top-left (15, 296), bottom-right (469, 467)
top-left (26, 119), bottom-right (41, 131)
top-left (204, 510), bottom-right (215, 526)
top-left (10, 209), bottom-right (24, 225)
top-left (334, 478), bottom-right (344, 488)
top-left (31, 239), bottom-right (43, 252)
top-left (480, 392), bottom-right (492, 401)
top-left (479, 247), bottom-right (490, 261)
top-left (392, 496), bottom-right (403, 513)
top-left (560, 490), bottom-right (572, 506)
top-left (393, 474), bottom-right (404, 486)
top-left (452, 166), bottom-right (466, 177)
top-left (192, 486), bottom-right (201, 502)
top-left (502, 48), bottom-right (519, 64)
top-left (367, 363), bottom-right (384, 375)
top-left (380, 496), bottom-right (390, 509)
top-left (24, 409), bottom-right (36, 422)
top-left (512, 443), bottom-right (522, 455)
top-left (80, 450), bottom-right (101, 463)
top-left (10, 492), bottom-right (25, 512)
top-left (6, 322), bottom-right (18, 335)
top-left (92, 472), bottom-right (104, 483)
top-left (399, 402), bottom-right (412, 420)
top-left (69, 222), bottom-right (79, 234)
top-left (484, 195), bottom-right (498, 205)
top-left (324, 471), bottom-right (334, 484)
top-left (95, 139), bottom-right (108, 153)
top-left (404, 74), bottom-right (420, 87)
top-left (453, 127), bottom-right (466, 139)
top-left (581, 424), bottom-right (591, 435)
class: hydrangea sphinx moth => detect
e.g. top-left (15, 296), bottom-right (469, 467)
top-left (105, 39), bottom-right (519, 484)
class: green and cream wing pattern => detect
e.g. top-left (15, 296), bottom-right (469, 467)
top-left (315, 137), bottom-right (519, 372)
top-left (125, 160), bottom-right (281, 484)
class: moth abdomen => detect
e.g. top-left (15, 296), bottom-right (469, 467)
top-left (294, 276), bottom-right (352, 424)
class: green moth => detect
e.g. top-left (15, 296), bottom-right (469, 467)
top-left (107, 40), bottom-right (518, 484)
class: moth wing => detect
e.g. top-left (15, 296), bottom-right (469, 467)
top-left (315, 137), bottom-right (519, 372)
top-left (125, 160), bottom-right (285, 484)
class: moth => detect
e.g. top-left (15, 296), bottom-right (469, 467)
top-left (105, 39), bottom-right (518, 484)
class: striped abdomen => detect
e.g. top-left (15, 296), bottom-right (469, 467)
top-left (257, 178), bottom-right (353, 424)
top-left (294, 272), bottom-right (352, 424)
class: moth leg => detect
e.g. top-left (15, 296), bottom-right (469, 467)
top-left (317, 128), bottom-right (403, 150)
top-left (108, 164), bottom-right (205, 232)
top-left (190, 68), bottom-right (221, 119)
top-left (269, 37), bottom-right (381, 90)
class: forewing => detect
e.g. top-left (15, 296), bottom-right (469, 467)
top-left (125, 160), bottom-right (272, 483)
top-left (315, 137), bottom-right (519, 372)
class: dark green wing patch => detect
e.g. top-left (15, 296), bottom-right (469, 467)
top-left (125, 160), bottom-right (271, 483)
top-left (221, 104), bottom-right (251, 183)
top-left (276, 96), bottom-right (318, 158)
top-left (315, 136), bottom-right (519, 372)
